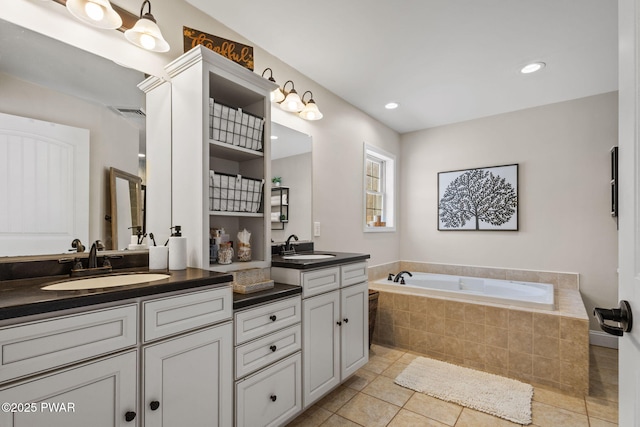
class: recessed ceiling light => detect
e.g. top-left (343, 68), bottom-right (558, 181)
top-left (271, 135), bottom-right (278, 140)
top-left (520, 62), bottom-right (546, 74)
top-left (385, 102), bottom-right (399, 110)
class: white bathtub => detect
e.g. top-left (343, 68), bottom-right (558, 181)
top-left (372, 272), bottom-right (555, 310)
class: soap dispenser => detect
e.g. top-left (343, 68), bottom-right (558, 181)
top-left (168, 225), bottom-right (187, 270)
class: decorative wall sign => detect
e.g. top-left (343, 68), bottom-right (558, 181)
top-left (438, 164), bottom-right (518, 231)
top-left (183, 26), bottom-right (254, 70)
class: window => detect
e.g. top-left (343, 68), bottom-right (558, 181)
top-left (363, 144), bottom-right (395, 232)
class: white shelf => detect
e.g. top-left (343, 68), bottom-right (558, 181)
top-left (209, 211), bottom-right (263, 217)
top-left (209, 139), bottom-right (264, 162)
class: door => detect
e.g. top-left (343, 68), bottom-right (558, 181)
top-left (0, 112), bottom-right (89, 256)
top-left (302, 291), bottom-right (340, 408)
top-left (143, 323), bottom-right (232, 427)
top-left (340, 282), bottom-right (369, 379)
top-left (0, 351), bottom-right (137, 427)
top-left (618, 1), bottom-right (640, 425)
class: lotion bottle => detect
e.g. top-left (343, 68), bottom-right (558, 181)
top-left (168, 225), bottom-right (187, 270)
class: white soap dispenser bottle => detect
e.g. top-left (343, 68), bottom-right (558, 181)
top-left (168, 225), bottom-right (187, 270)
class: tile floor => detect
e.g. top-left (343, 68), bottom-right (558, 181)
top-left (286, 344), bottom-right (618, 427)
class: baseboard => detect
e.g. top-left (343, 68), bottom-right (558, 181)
top-left (589, 330), bottom-right (619, 349)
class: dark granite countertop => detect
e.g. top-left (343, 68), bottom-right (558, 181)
top-left (271, 251), bottom-right (370, 270)
top-left (233, 283), bottom-right (302, 311)
top-left (0, 268), bottom-right (233, 321)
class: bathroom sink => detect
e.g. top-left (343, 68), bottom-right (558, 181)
top-left (42, 273), bottom-right (170, 291)
top-left (281, 254), bottom-right (336, 260)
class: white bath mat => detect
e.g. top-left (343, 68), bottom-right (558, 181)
top-left (395, 357), bottom-right (533, 425)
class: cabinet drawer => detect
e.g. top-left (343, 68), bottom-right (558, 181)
top-left (144, 286), bottom-right (232, 342)
top-left (235, 324), bottom-right (301, 379)
top-left (341, 262), bottom-right (368, 287)
top-left (302, 267), bottom-right (340, 298)
top-left (235, 297), bottom-right (301, 345)
top-left (0, 305), bottom-right (137, 383)
top-left (235, 352), bottom-right (302, 427)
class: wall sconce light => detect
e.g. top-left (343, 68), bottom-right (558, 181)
top-left (299, 91), bottom-right (323, 121)
top-left (66, 0), bottom-right (123, 29)
top-left (124, 0), bottom-right (170, 52)
top-left (280, 80), bottom-right (305, 112)
top-left (261, 68), bottom-right (285, 103)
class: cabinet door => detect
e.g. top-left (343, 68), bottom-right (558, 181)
top-left (302, 291), bottom-right (340, 408)
top-left (0, 351), bottom-right (137, 427)
top-left (143, 322), bottom-right (232, 427)
top-left (340, 282), bottom-right (369, 379)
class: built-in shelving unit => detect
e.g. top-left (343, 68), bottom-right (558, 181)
top-left (166, 46), bottom-right (277, 272)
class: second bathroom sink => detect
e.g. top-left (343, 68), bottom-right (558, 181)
top-left (281, 254), bottom-right (335, 260)
top-left (42, 273), bottom-right (170, 291)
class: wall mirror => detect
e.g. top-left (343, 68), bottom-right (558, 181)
top-left (0, 18), bottom-right (148, 256)
top-left (270, 123), bottom-right (313, 243)
top-left (110, 168), bottom-right (143, 251)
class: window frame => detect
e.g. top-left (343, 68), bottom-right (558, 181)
top-left (363, 143), bottom-right (396, 233)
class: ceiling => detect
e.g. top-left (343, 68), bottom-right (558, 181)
top-left (185, 0), bottom-right (618, 133)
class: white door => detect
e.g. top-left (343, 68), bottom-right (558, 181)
top-left (0, 351), bottom-right (137, 427)
top-left (143, 323), bottom-right (232, 427)
top-left (302, 291), bottom-right (340, 408)
top-left (340, 282), bottom-right (369, 379)
top-left (0, 112), bottom-right (89, 256)
top-left (618, 1), bottom-right (640, 425)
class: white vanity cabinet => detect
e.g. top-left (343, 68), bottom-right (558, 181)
top-left (0, 284), bottom-right (233, 427)
top-left (165, 46), bottom-right (277, 273)
top-left (272, 261), bottom-right (369, 408)
top-left (234, 296), bottom-right (303, 427)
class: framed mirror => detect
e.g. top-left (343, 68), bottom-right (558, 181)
top-left (110, 168), bottom-right (143, 251)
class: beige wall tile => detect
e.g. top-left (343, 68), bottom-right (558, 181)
top-left (408, 295), bottom-right (427, 313)
top-left (534, 313), bottom-right (560, 338)
top-left (533, 355), bottom-right (560, 382)
top-left (395, 310), bottom-right (411, 328)
top-left (378, 292), bottom-right (394, 309)
top-left (445, 300), bottom-right (465, 319)
top-left (560, 318), bottom-right (589, 344)
top-left (409, 329), bottom-right (427, 353)
top-left (463, 341), bottom-right (486, 363)
top-left (486, 326), bottom-right (508, 349)
top-left (394, 294), bottom-right (411, 311)
top-left (509, 351), bottom-right (533, 375)
top-left (506, 269), bottom-right (539, 283)
top-left (426, 316), bottom-right (445, 335)
top-left (464, 304), bottom-right (486, 324)
top-left (560, 360), bottom-right (589, 395)
top-left (533, 335), bottom-right (560, 359)
top-left (393, 326), bottom-right (412, 348)
top-left (509, 329), bottom-right (533, 354)
top-left (509, 310), bottom-right (533, 331)
top-left (410, 312), bottom-right (427, 330)
top-left (427, 298), bottom-right (446, 317)
top-left (485, 345), bottom-right (509, 369)
top-left (485, 306), bottom-right (508, 327)
top-left (426, 332), bottom-right (446, 354)
top-left (558, 273), bottom-right (579, 290)
top-left (464, 322), bottom-right (486, 343)
top-left (444, 336), bottom-right (464, 359)
top-left (445, 319), bottom-right (465, 337)
top-left (485, 364), bottom-right (509, 377)
top-left (560, 339), bottom-right (589, 365)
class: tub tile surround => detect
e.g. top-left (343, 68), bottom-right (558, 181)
top-left (369, 261), bottom-right (589, 395)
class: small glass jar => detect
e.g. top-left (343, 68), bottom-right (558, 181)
top-left (237, 243), bottom-right (251, 262)
top-left (218, 242), bottom-right (234, 265)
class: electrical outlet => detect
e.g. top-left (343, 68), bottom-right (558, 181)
top-left (314, 222), bottom-right (321, 237)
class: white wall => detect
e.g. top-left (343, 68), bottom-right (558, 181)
top-left (400, 92), bottom-right (619, 330)
top-left (0, 73), bottom-right (139, 248)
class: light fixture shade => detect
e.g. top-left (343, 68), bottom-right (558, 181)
top-left (125, 16), bottom-right (170, 52)
top-left (66, 0), bottom-right (123, 29)
top-left (280, 90), bottom-right (305, 112)
top-left (299, 99), bottom-right (323, 120)
top-left (271, 88), bottom-right (285, 103)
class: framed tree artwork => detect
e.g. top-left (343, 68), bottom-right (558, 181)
top-left (438, 164), bottom-right (518, 231)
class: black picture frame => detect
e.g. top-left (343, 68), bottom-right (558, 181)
top-left (438, 164), bottom-right (519, 231)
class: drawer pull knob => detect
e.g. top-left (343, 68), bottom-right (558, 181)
top-left (336, 321), bottom-right (342, 326)
top-left (270, 315), bottom-right (277, 322)
top-left (343, 318), bottom-right (349, 323)
top-left (125, 411), bottom-right (137, 422)
top-left (270, 395), bottom-right (277, 402)
top-left (150, 401), bottom-right (160, 411)
top-left (270, 345), bottom-right (277, 352)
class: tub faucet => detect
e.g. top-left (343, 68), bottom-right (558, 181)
top-left (393, 271), bottom-right (413, 283)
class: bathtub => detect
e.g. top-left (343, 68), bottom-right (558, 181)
top-left (373, 272), bottom-right (555, 310)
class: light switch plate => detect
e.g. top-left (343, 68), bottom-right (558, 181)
top-left (314, 222), bottom-right (321, 237)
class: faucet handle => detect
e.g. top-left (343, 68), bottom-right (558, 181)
top-left (70, 239), bottom-right (85, 253)
top-left (387, 273), bottom-right (395, 281)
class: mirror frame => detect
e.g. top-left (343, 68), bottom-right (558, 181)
top-left (109, 167), bottom-right (143, 250)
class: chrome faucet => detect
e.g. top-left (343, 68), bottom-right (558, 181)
top-left (393, 271), bottom-right (413, 283)
top-left (284, 234), bottom-right (299, 253)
